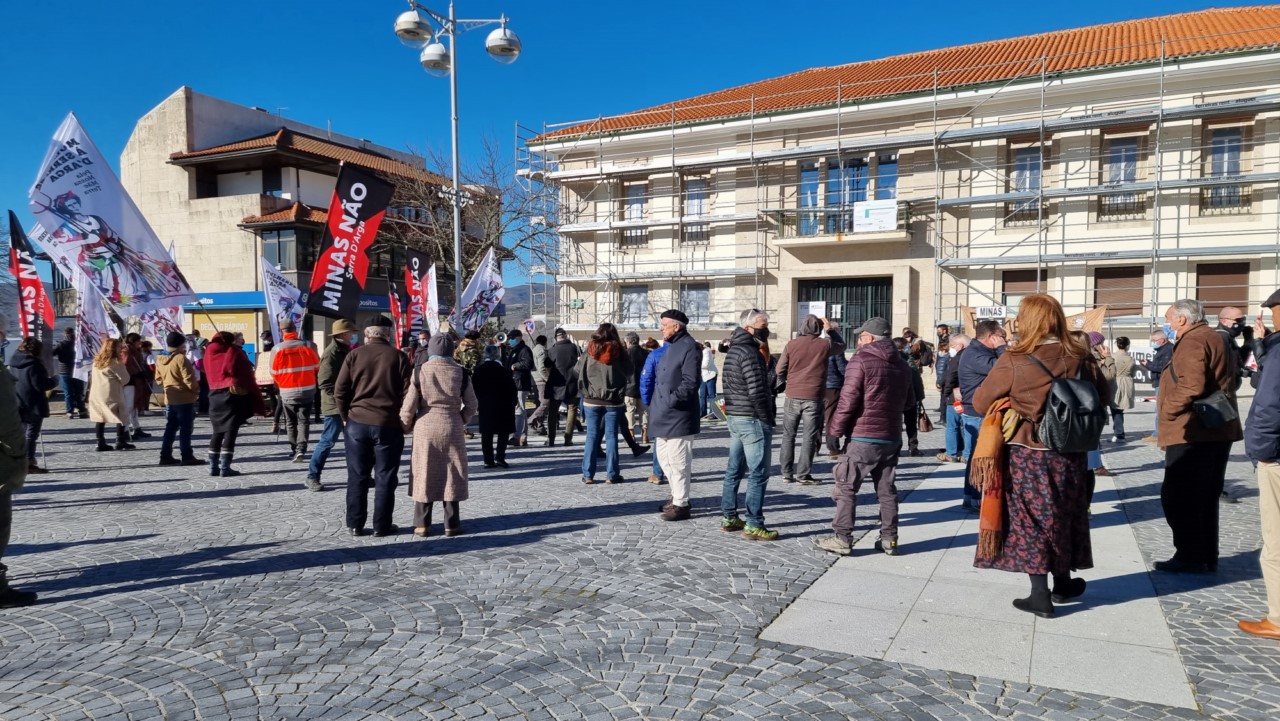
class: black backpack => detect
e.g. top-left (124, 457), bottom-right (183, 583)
top-left (1027, 354), bottom-right (1106, 454)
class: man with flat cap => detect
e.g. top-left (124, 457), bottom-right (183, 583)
top-left (334, 316), bottom-right (412, 537)
top-left (650, 309), bottom-right (702, 521)
top-left (307, 318), bottom-right (359, 492)
top-left (1239, 288), bottom-right (1280, 639)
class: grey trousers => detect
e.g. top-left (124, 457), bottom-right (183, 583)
top-left (779, 397), bottom-right (822, 478)
top-left (831, 440), bottom-right (902, 542)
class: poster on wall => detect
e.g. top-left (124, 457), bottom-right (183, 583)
top-left (798, 301), bottom-right (826, 326)
top-left (305, 164), bottom-right (394, 319)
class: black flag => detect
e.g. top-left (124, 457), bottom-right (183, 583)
top-left (306, 165), bottom-right (395, 319)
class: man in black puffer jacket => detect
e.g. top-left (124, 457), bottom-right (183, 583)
top-left (719, 309), bottom-right (778, 540)
top-left (816, 317), bottom-right (916, 558)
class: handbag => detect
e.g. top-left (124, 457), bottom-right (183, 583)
top-left (917, 403), bottom-right (934, 433)
top-left (1169, 354), bottom-right (1239, 430)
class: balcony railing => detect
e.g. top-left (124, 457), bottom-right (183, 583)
top-left (1098, 193), bottom-right (1148, 221)
top-left (1200, 184), bottom-right (1252, 216)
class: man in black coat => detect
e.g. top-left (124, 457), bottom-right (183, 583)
top-left (719, 309), bottom-right (778, 539)
top-left (544, 328), bottom-right (581, 446)
top-left (1142, 330), bottom-right (1173, 442)
top-left (650, 309), bottom-right (702, 521)
top-left (624, 332), bottom-right (650, 442)
top-left (504, 329), bottom-right (535, 446)
top-left (53, 327), bottom-right (85, 419)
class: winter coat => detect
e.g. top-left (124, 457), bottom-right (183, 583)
top-left (824, 330), bottom-right (848, 390)
top-left (0, 358), bottom-right (27, 493)
top-left (1157, 321), bottom-right (1244, 447)
top-left (53, 338), bottom-right (76, 376)
top-left (934, 352), bottom-right (951, 389)
top-left (472, 359), bottom-right (516, 435)
top-left (974, 341), bottom-right (1111, 451)
top-left (775, 315), bottom-right (832, 401)
top-left (544, 340), bottom-right (581, 402)
top-left (578, 342), bottom-right (631, 406)
top-left (625, 345), bottom-right (648, 398)
top-left (10, 351), bottom-right (57, 424)
top-left (648, 329), bottom-right (702, 439)
top-left (1113, 350), bottom-right (1136, 410)
top-left (505, 341), bottom-right (535, 392)
top-left (453, 338), bottom-right (483, 376)
top-left (400, 357), bottom-right (478, 504)
top-left (640, 344), bottom-right (669, 406)
top-left (154, 350), bottom-right (199, 405)
top-left (1096, 352), bottom-right (1117, 408)
top-left (721, 327), bottom-right (774, 425)
top-left (88, 361), bottom-right (128, 425)
top-left (204, 338), bottom-right (267, 415)
top-left (940, 347), bottom-right (964, 400)
top-left (958, 341), bottom-right (1003, 417)
top-left (317, 339), bottom-right (350, 417)
top-left (1143, 341), bottom-right (1173, 388)
top-left (830, 338), bottom-right (915, 441)
top-left (533, 342), bottom-right (549, 381)
top-left (1246, 331), bottom-right (1280, 462)
top-left (700, 347), bottom-right (718, 382)
top-left (335, 337), bottom-right (412, 428)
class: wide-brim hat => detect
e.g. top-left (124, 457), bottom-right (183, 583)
top-left (330, 319), bottom-right (358, 336)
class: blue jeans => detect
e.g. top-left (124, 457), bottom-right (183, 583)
top-left (60, 374), bottom-right (86, 414)
top-left (581, 404), bottom-right (621, 480)
top-left (699, 378), bottom-right (717, 417)
top-left (308, 415), bottom-right (343, 481)
top-left (944, 405), bottom-right (966, 459)
top-left (961, 414), bottom-right (983, 502)
top-left (721, 416), bottom-right (774, 527)
top-left (1087, 449), bottom-right (1103, 470)
top-left (343, 420), bottom-right (404, 532)
top-left (161, 403), bottom-right (195, 459)
top-left (652, 449), bottom-right (666, 480)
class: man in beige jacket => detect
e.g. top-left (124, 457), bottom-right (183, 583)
top-left (154, 331), bottom-right (202, 467)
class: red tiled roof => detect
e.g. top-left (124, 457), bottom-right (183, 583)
top-left (536, 6), bottom-right (1280, 141)
top-left (239, 202), bottom-right (328, 227)
top-left (171, 127), bottom-right (449, 185)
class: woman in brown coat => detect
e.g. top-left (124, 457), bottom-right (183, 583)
top-left (88, 338), bottom-right (134, 452)
top-left (401, 333), bottom-right (478, 538)
top-left (973, 294), bottom-right (1110, 618)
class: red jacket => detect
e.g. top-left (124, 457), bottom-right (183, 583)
top-left (204, 337), bottom-right (266, 414)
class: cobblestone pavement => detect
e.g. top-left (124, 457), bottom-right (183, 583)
top-left (0, 398), bottom-right (1276, 720)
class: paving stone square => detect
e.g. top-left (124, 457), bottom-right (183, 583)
top-left (0, 396), bottom-right (1277, 720)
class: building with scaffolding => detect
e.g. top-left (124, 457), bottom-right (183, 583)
top-left (518, 6), bottom-right (1280, 346)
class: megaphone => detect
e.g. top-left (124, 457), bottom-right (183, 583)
top-left (493, 331), bottom-right (508, 344)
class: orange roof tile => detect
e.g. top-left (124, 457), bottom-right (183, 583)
top-left (537, 6), bottom-right (1280, 141)
top-left (239, 202), bottom-right (329, 227)
top-left (171, 128), bottom-right (449, 185)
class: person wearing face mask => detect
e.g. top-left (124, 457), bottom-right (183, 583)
top-left (1214, 306), bottom-right (1251, 390)
top-left (305, 319), bottom-right (358, 492)
top-left (1238, 289), bottom-right (1280, 640)
top-left (957, 320), bottom-right (1007, 511)
top-left (1154, 299), bottom-right (1243, 574)
top-left (503, 329), bottom-right (535, 447)
top-left (719, 309), bottom-right (778, 539)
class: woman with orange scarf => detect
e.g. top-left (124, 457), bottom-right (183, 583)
top-left (971, 294), bottom-right (1109, 618)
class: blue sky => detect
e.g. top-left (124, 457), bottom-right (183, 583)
top-left (0, 0), bottom-right (1258, 284)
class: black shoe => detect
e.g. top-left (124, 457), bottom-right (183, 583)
top-left (0, 586), bottom-right (38, 609)
top-left (95, 442), bottom-right (112, 452)
top-left (1051, 577), bottom-right (1087, 604)
top-left (180, 456), bottom-right (203, 466)
top-left (605, 476), bottom-right (624, 484)
top-left (304, 477), bottom-right (325, 492)
top-left (1153, 558), bottom-right (1212, 574)
top-left (496, 460), bottom-right (509, 468)
top-left (373, 524), bottom-right (400, 537)
top-left (158, 456), bottom-right (181, 466)
top-left (1012, 594), bottom-right (1055, 619)
top-left (631, 444), bottom-right (651, 457)
top-left (347, 527), bottom-right (367, 537)
top-left (483, 462), bottom-right (497, 468)
top-left (798, 475), bottom-right (819, 486)
top-left (114, 442), bottom-right (136, 451)
top-left (131, 429), bottom-right (152, 439)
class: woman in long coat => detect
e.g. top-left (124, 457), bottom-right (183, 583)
top-left (1111, 337), bottom-right (1136, 441)
top-left (471, 345), bottom-right (517, 468)
top-left (401, 333), bottom-right (478, 538)
top-left (88, 338), bottom-right (133, 452)
top-left (972, 294), bottom-right (1110, 618)
top-left (10, 338), bottom-right (58, 472)
top-left (203, 331), bottom-right (264, 477)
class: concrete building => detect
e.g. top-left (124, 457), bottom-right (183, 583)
top-left (120, 86), bottom-right (446, 353)
top-left (520, 6), bottom-right (1280, 354)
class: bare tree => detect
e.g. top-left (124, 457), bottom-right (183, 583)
top-left (377, 135), bottom-right (558, 305)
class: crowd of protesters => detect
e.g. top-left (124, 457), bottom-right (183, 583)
top-left (2, 290), bottom-right (1279, 644)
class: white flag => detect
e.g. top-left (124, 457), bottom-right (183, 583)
top-left (424, 263), bottom-right (440, 334)
top-left (28, 113), bottom-right (195, 315)
top-left (261, 257), bottom-right (305, 345)
top-left (451, 249), bottom-right (504, 332)
top-left (71, 265), bottom-right (116, 382)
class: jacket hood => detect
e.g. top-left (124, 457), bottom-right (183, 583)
top-left (8, 352), bottom-right (39, 370)
top-left (859, 338), bottom-right (898, 361)
top-left (799, 314), bottom-right (823, 337)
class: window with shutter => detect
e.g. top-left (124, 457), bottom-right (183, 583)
top-left (1001, 269), bottom-right (1047, 308)
top-left (1094, 266), bottom-right (1144, 317)
top-left (1196, 263), bottom-right (1250, 316)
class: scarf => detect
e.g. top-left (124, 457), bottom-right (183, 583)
top-left (972, 397), bottom-right (1013, 561)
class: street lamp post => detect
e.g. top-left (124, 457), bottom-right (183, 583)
top-left (393, 1), bottom-right (521, 309)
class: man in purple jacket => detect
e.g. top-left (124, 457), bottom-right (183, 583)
top-left (815, 317), bottom-right (917, 557)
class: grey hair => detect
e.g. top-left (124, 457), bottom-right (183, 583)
top-left (739, 308), bottom-right (769, 326)
top-left (364, 325), bottom-right (393, 341)
top-left (1151, 329), bottom-right (1169, 342)
top-left (949, 333), bottom-right (970, 348)
top-left (1170, 299), bottom-right (1204, 325)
